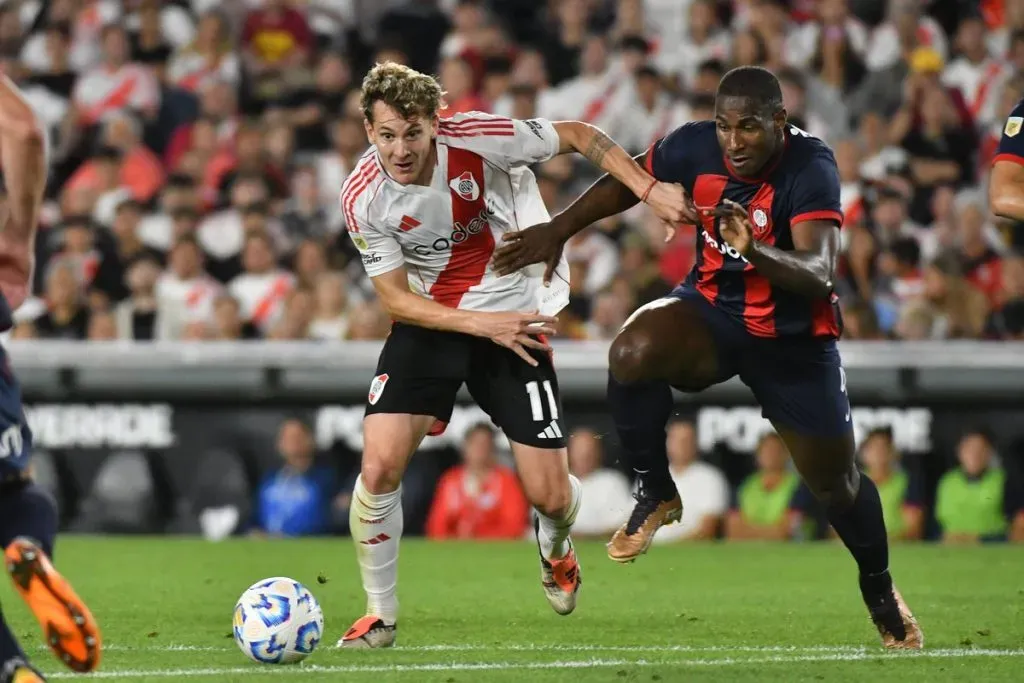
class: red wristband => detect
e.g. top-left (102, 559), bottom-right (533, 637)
top-left (640, 178), bottom-right (657, 203)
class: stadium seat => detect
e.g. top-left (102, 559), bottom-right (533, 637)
top-left (169, 449), bottom-right (253, 540)
top-left (72, 451), bottom-right (165, 534)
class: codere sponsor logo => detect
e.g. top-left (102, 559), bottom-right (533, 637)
top-left (411, 206), bottom-right (495, 256)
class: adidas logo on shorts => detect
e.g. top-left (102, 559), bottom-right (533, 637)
top-left (536, 421), bottom-right (563, 440)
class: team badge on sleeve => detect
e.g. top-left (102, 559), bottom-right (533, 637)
top-left (349, 232), bottom-right (369, 251)
top-left (1006, 116), bottom-right (1023, 138)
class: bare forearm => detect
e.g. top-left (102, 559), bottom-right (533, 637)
top-left (560, 122), bottom-right (651, 198)
top-left (382, 289), bottom-right (479, 335)
top-left (0, 75), bottom-right (46, 244)
top-left (553, 166), bottom-right (643, 240)
top-left (747, 242), bottom-right (834, 299)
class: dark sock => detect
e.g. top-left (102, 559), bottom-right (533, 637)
top-left (0, 606), bottom-right (24, 666)
top-left (607, 372), bottom-right (676, 500)
top-left (825, 473), bottom-right (892, 597)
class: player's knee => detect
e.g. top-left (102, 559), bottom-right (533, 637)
top-left (813, 469), bottom-right (859, 511)
top-left (527, 480), bottom-right (571, 519)
top-left (358, 457), bottom-right (403, 495)
top-left (609, 329), bottom-right (656, 384)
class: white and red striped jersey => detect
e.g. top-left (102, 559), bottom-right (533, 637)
top-left (156, 273), bottom-right (222, 323)
top-left (228, 270), bottom-right (296, 331)
top-left (72, 64), bottom-right (161, 126)
top-left (942, 57), bottom-right (1004, 125)
top-left (342, 113), bottom-right (570, 316)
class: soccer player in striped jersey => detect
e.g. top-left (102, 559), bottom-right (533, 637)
top-left (494, 66), bottom-right (924, 650)
top-left (338, 62), bottom-right (687, 648)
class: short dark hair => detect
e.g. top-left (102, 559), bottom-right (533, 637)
top-left (716, 66), bottom-right (784, 116)
top-left (890, 237), bottom-right (921, 268)
top-left (864, 426), bottom-right (894, 444)
top-left (697, 59), bottom-right (726, 76)
top-left (636, 65), bottom-right (660, 81)
top-left (166, 173), bottom-right (196, 190)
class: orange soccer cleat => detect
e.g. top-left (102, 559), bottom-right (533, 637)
top-left (4, 538), bottom-right (101, 673)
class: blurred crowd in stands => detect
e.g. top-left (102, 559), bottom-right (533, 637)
top-left (245, 417), bottom-right (1024, 543)
top-left (0, 0), bottom-right (1020, 342)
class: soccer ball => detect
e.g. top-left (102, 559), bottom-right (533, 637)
top-left (232, 577), bottom-right (324, 664)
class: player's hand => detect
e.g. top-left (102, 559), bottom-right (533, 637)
top-left (644, 181), bottom-right (699, 226)
top-left (492, 217), bottom-right (572, 284)
top-left (471, 311), bottom-right (558, 367)
top-left (708, 198), bottom-right (754, 258)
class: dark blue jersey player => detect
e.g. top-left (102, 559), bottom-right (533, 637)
top-left (989, 98), bottom-right (1024, 221)
top-left (0, 75), bottom-right (100, 682)
top-left (493, 66), bottom-right (922, 651)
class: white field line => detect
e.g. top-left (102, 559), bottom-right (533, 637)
top-left (84, 643), bottom-right (875, 654)
top-left (43, 648), bottom-right (1024, 679)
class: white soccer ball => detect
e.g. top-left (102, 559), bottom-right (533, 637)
top-left (233, 577), bottom-right (325, 664)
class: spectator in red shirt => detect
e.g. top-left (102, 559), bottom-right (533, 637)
top-left (426, 424), bottom-right (529, 540)
top-left (241, 0), bottom-right (313, 74)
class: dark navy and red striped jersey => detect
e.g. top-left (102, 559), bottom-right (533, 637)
top-left (645, 120), bottom-right (844, 339)
top-left (994, 98), bottom-right (1024, 166)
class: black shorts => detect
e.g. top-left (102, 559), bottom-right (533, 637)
top-left (670, 285), bottom-right (853, 439)
top-left (365, 322), bottom-right (567, 448)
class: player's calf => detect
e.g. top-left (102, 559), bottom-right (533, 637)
top-left (511, 443), bottom-right (583, 615)
top-left (340, 414), bottom-right (436, 648)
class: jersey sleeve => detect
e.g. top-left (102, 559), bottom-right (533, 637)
top-left (342, 180), bottom-right (404, 278)
top-left (643, 121), bottom-right (703, 183)
top-left (994, 99), bottom-right (1024, 166)
top-left (437, 112), bottom-right (559, 168)
top-left (789, 150), bottom-right (843, 227)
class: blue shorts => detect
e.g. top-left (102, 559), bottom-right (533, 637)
top-left (671, 285), bottom-right (853, 438)
top-left (0, 345), bottom-right (34, 482)
top-left (0, 482), bottom-right (57, 558)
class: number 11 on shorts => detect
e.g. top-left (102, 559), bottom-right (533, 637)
top-left (526, 380), bottom-right (559, 422)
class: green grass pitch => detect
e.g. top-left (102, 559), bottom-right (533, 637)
top-left (2, 538), bottom-right (1022, 681)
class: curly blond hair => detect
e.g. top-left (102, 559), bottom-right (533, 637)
top-left (360, 62), bottom-right (445, 123)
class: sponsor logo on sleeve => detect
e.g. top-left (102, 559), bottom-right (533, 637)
top-left (361, 252), bottom-right (382, 265)
top-left (525, 119), bottom-right (545, 140)
top-left (349, 232), bottom-right (370, 251)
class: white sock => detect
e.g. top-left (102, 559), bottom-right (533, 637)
top-left (349, 475), bottom-right (403, 624)
top-left (536, 474), bottom-right (582, 560)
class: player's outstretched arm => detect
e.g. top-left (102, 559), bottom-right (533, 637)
top-left (0, 74), bottom-right (46, 309)
top-left (989, 160), bottom-right (1024, 221)
top-left (493, 151), bottom-right (659, 281)
top-left (370, 267), bottom-right (558, 367)
top-left (0, 74), bottom-right (46, 242)
top-left (551, 122), bottom-right (685, 225)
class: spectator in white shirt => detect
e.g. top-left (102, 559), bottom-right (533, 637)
top-left (228, 232), bottom-right (295, 332)
top-left (865, 0), bottom-right (947, 73)
top-left (156, 236), bottom-right (222, 339)
top-left (941, 16), bottom-right (998, 125)
top-left (308, 271), bottom-right (350, 341)
top-left (567, 428), bottom-right (633, 539)
top-left (653, 418), bottom-right (730, 543)
top-left (71, 24), bottom-right (160, 128)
